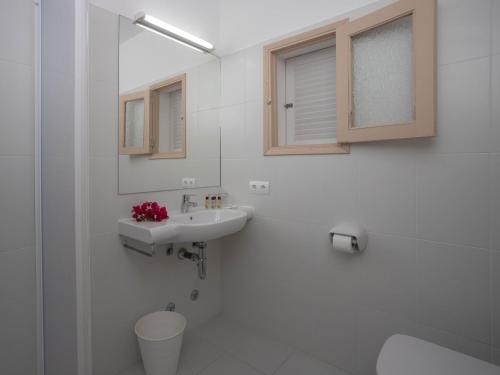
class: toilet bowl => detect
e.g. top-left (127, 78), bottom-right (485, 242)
top-left (135, 311), bottom-right (187, 375)
top-left (377, 335), bottom-right (500, 375)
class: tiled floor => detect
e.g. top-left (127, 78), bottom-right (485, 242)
top-left (120, 315), bottom-right (346, 375)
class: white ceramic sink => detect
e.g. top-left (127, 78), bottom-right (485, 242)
top-left (118, 207), bottom-right (252, 244)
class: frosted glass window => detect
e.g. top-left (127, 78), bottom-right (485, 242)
top-left (125, 99), bottom-right (145, 147)
top-left (352, 15), bottom-right (413, 128)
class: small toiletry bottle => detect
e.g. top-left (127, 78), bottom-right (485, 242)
top-left (211, 196), bottom-right (216, 209)
top-left (205, 195), bottom-right (210, 209)
top-left (216, 194), bottom-right (222, 208)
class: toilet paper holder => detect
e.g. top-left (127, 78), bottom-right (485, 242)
top-left (329, 223), bottom-right (368, 253)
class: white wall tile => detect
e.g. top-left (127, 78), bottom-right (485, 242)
top-left (417, 240), bottom-right (490, 343)
top-left (244, 101), bottom-right (263, 158)
top-left (491, 251), bottom-right (500, 347)
top-left (198, 59), bottom-right (221, 111)
top-left (416, 154), bottom-right (490, 248)
top-left (0, 0), bottom-right (34, 66)
top-left (491, 55), bottom-right (500, 153)
top-left (437, 0), bottom-right (491, 65)
top-left (415, 324), bottom-right (491, 362)
top-left (356, 309), bottom-right (416, 375)
top-left (90, 5), bottom-right (118, 84)
top-left (356, 234), bottom-right (417, 320)
top-left (0, 156), bottom-right (35, 252)
top-left (244, 46), bottom-right (262, 103)
top-left (221, 51), bottom-right (246, 106)
top-left (493, 347), bottom-right (500, 366)
top-left (187, 67), bottom-right (199, 113)
top-left (492, 0), bottom-right (500, 56)
top-left (434, 58), bottom-right (490, 153)
top-left (0, 247), bottom-right (37, 375)
top-left (220, 104), bottom-right (246, 159)
top-left (491, 155), bottom-right (500, 251)
top-left (90, 80), bottom-right (118, 157)
top-left (0, 61), bottom-right (34, 156)
top-left (358, 156), bottom-right (416, 237)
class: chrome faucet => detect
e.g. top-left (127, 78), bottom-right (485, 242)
top-left (181, 194), bottom-right (198, 213)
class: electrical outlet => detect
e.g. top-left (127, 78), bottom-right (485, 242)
top-left (249, 181), bottom-right (270, 194)
top-left (182, 177), bottom-right (196, 188)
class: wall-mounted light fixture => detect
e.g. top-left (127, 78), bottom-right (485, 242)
top-left (133, 12), bottom-right (214, 53)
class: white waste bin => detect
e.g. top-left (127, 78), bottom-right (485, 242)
top-left (135, 311), bottom-right (187, 375)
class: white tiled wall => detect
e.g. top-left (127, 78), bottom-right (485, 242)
top-left (220, 1), bottom-right (500, 374)
top-left (89, 6), bottom-right (224, 375)
top-left (0, 1), bottom-right (36, 374)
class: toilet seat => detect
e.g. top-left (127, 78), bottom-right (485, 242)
top-left (377, 334), bottom-right (500, 375)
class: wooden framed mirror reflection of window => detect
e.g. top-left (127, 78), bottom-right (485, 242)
top-left (119, 90), bottom-right (153, 155)
top-left (150, 74), bottom-right (187, 159)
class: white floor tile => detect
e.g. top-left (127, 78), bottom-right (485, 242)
top-left (177, 332), bottom-right (225, 375)
top-left (275, 351), bottom-right (347, 375)
top-left (198, 355), bottom-right (262, 375)
top-left (195, 316), bottom-right (293, 375)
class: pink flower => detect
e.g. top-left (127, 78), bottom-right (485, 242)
top-left (131, 201), bottom-right (169, 222)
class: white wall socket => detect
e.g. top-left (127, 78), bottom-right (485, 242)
top-left (182, 177), bottom-right (196, 188)
top-left (249, 181), bottom-right (270, 194)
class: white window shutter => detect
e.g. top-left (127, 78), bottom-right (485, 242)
top-left (285, 46), bottom-right (337, 144)
top-left (169, 89), bottom-right (182, 151)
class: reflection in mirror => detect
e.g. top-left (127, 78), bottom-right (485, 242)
top-left (119, 90), bottom-right (151, 155)
top-left (151, 75), bottom-right (186, 159)
top-left (118, 16), bottom-right (221, 194)
top-left (125, 99), bottom-right (145, 148)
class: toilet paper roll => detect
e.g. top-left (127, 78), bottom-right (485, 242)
top-left (332, 234), bottom-right (355, 254)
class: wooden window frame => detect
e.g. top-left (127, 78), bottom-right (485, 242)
top-left (119, 90), bottom-right (152, 155)
top-left (149, 74), bottom-right (187, 159)
top-left (263, 20), bottom-right (350, 156)
top-left (336, 0), bottom-right (436, 143)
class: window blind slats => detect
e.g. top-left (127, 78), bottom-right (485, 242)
top-left (169, 89), bottom-right (182, 151)
top-left (285, 46), bottom-right (337, 144)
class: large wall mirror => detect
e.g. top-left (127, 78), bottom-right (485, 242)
top-left (118, 16), bottom-right (221, 194)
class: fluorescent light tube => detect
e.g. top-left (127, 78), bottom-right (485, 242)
top-left (133, 12), bottom-right (214, 53)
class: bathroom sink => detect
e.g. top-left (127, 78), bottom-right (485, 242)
top-left (118, 207), bottom-right (253, 245)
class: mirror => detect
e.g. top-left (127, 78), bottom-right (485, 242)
top-left (119, 90), bottom-right (151, 155)
top-left (118, 16), bottom-right (221, 194)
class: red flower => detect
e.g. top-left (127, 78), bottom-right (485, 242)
top-left (131, 201), bottom-right (169, 222)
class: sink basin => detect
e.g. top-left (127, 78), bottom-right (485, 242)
top-left (118, 207), bottom-right (252, 244)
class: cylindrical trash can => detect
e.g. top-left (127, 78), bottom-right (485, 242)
top-left (135, 311), bottom-right (187, 375)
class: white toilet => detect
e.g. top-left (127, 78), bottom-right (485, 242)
top-left (377, 335), bottom-right (500, 375)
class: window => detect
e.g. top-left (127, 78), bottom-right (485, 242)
top-left (336, 0), bottom-right (436, 142)
top-left (263, 20), bottom-right (349, 156)
top-left (150, 74), bottom-right (186, 159)
top-left (119, 90), bottom-right (152, 155)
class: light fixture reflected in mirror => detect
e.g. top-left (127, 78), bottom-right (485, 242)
top-left (133, 12), bottom-right (215, 53)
